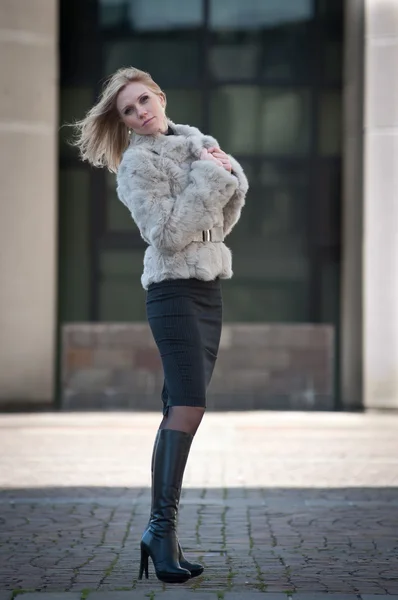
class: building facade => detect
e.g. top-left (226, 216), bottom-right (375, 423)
top-left (0, 0), bottom-right (397, 410)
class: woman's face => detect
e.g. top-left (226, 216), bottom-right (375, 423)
top-left (116, 81), bottom-right (167, 136)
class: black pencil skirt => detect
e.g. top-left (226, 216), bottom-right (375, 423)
top-left (146, 278), bottom-right (223, 416)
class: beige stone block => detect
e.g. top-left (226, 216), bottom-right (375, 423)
top-left (65, 348), bottom-right (93, 373)
top-left (364, 133), bottom-right (398, 409)
top-left (63, 324), bottom-right (95, 348)
top-left (364, 133), bottom-right (398, 231)
top-left (68, 369), bottom-right (113, 393)
top-left (0, 40), bottom-right (56, 124)
top-left (95, 323), bottom-right (154, 348)
top-left (0, 0), bottom-right (56, 37)
top-left (367, 0), bottom-right (398, 37)
top-left (365, 41), bottom-right (398, 128)
top-left (92, 348), bottom-right (134, 369)
top-left (0, 130), bottom-right (56, 400)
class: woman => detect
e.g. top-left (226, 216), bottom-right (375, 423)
top-left (73, 67), bottom-right (248, 584)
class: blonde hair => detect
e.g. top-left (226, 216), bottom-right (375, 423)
top-left (72, 67), bottom-right (166, 173)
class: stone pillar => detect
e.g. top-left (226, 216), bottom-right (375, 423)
top-left (0, 1), bottom-right (58, 405)
top-left (340, 0), bottom-right (365, 410)
top-left (363, 0), bottom-right (398, 408)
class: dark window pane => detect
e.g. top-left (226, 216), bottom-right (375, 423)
top-left (313, 160), bottom-right (342, 248)
top-left (262, 89), bottom-right (310, 155)
top-left (99, 251), bottom-right (146, 320)
top-left (319, 0), bottom-right (343, 83)
top-left (210, 86), bottom-right (310, 156)
top-left (318, 0), bottom-right (343, 20)
top-left (210, 34), bottom-right (261, 81)
top-left (106, 172), bottom-right (137, 232)
top-left (99, 0), bottom-right (126, 29)
top-left (164, 89), bottom-right (203, 129)
top-left (260, 20), bottom-right (312, 81)
top-left (60, 0), bottom-right (99, 83)
top-left (226, 160), bottom-right (310, 322)
top-left (100, 0), bottom-right (203, 31)
top-left (210, 0), bottom-right (313, 30)
top-left (59, 87), bottom-right (93, 158)
top-left (210, 25), bottom-right (312, 83)
top-left (318, 91), bottom-right (342, 155)
top-left (320, 261), bottom-right (340, 324)
top-left (104, 39), bottom-right (200, 85)
top-left (209, 0), bottom-right (313, 83)
top-left (322, 37), bottom-right (343, 84)
top-left (231, 161), bottom-right (309, 240)
top-left (58, 169), bottom-right (91, 322)
top-left (222, 280), bottom-right (309, 322)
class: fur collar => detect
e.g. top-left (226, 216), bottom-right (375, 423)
top-left (129, 119), bottom-right (219, 160)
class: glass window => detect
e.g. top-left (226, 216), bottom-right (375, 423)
top-left (318, 0), bottom-right (343, 20)
top-left (222, 280), bottom-right (309, 322)
top-left (58, 168), bottom-right (91, 322)
top-left (319, 0), bottom-right (343, 83)
top-left (210, 24), bottom-right (312, 83)
top-left (210, 0), bottom-right (313, 30)
top-left (320, 261), bottom-right (340, 324)
top-left (99, 251), bottom-right (146, 321)
top-left (260, 22), bottom-right (312, 81)
top-left (100, 0), bottom-right (203, 31)
top-left (60, 2), bottom-right (98, 84)
top-left (322, 37), bottom-right (343, 83)
top-left (99, 0), bottom-right (126, 29)
top-left (313, 160), bottom-right (342, 247)
top-left (209, 35), bottom-right (261, 81)
top-left (230, 160), bottom-right (310, 277)
top-left (262, 88), bottom-right (310, 155)
top-left (210, 86), bottom-right (310, 156)
top-left (225, 159), bottom-right (310, 323)
top-left (318, 92), bottom-right (342, 155)
top-left (59, 87), bottom-right (93, 157)
top-left (104, 39), bottom-right (200, 85)
top-left (106, 172), bottom-right (137, 232)
top-left (163, 89), bottom-right (203, 129)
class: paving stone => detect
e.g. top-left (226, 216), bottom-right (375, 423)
top-left (224, 594), bottom-right (288, 599)
top-left (158, 593), bottom-right (218, 599)
top-left (21, 595), bottom-right (81, 600)
top-left (294, 596), bottom-right (359, 599)
top-left (88, 593), bottom-right (157, 600)
top-left (361, 597), bottom-right (398, 600)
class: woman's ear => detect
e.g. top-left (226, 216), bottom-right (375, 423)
top-left (159, 93), bottom-right (166, 110)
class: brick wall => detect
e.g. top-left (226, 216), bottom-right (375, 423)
top-left (62, 324), bottom-right (335, 411)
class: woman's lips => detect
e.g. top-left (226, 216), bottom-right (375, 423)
top-left (143, 117), bottom-right (155, 126)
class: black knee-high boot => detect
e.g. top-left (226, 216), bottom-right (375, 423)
top-left (139, 429), bottom-right (193, 583)
top-left (147, 430), bottom-right (204, 579)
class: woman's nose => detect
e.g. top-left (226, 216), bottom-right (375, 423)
top-left (137, 107), bottom-right (148, 119)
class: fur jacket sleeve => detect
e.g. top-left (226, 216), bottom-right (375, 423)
top-left (224, 155), bottom-right (249, 237)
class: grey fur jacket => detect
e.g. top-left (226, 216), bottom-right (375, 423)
top-left (116, 120), bottom-right (249, 290)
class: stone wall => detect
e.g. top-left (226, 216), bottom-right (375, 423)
top-left (62, 323), bottom-right (335, 411)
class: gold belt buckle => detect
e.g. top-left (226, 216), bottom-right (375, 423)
top-left (202, 229), bottom-right (211, 242)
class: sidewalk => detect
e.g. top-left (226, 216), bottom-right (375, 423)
top-left (0, 411), bottom-right (397, 599)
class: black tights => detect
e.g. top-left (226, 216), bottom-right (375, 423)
top-left (158, 406), bottom-right (205, 436)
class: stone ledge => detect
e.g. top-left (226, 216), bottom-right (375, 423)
top-left (62, 323), bottom-right (335, 411)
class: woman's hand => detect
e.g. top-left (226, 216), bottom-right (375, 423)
top-left (200, 148), bottom-right (223, 168)
top-left (207, 147), bottom-right (232, 173)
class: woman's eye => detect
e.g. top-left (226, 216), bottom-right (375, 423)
top-left (141, 95), bottom-right (149, 103)
top-left (125, 107), bottom-right (132, 115)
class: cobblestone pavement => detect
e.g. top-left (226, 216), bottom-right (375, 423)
top-left (0, 411), bottom-right (398, 599)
